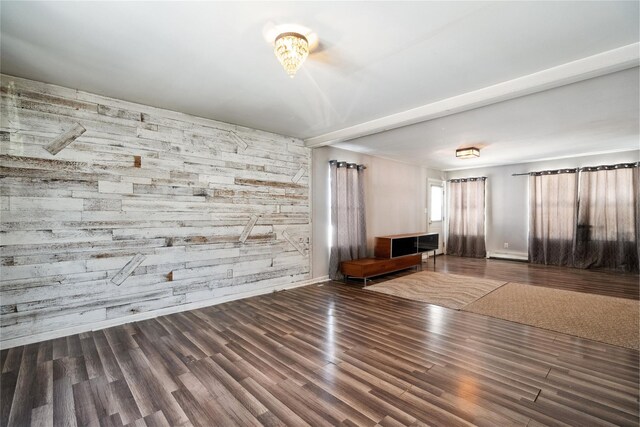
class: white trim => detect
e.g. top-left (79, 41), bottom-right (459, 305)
top-left (426, 178), bottom-right (445, 255)
top-left (487, 251), bottom-right (529, 261)
top-left (0, 275), bottom-right (330, 350)
top-left (304, 43), bottom-right (640, 148)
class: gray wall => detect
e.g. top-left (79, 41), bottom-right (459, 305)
top-left (0, 75), bottom-right (311, 347)
top-left (446, 150), bottom-right (640, 258)
top-left (312, 146), bottom-right (443, 278)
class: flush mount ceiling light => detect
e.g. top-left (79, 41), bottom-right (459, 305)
top-left (456, 147), bottom-right (480, 159)
top-left (274, 32), bottom-right (309, 78)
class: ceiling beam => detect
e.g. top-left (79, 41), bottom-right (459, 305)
top-left (304, 43), bottom-right (640, 148)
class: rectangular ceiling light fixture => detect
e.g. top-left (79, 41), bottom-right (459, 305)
top-left (456, 147), bottom-right (480, 159)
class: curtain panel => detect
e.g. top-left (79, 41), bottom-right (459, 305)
top-left (574, 163), bottom-right (639, 272)
top-left (528, 169), bottom-right (578, 267)
top-left (446, 177), bottom-right (487, 258)
top-left (328, 161), bottom-right (367, 280)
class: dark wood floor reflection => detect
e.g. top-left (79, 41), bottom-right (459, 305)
top-left (2, 257), bottom-right (639, 426)
top-left (360, 255), bottom-right (640, 300)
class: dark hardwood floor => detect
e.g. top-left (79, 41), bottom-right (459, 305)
top-left (2, 257), bottom-right (639, 426)
top-left (359, 255), bottom-right (640, 300)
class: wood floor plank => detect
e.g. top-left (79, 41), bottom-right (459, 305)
top-left (538, 388), bottom-right (638, 426)
top-left (72, 380), bottom-right (100, 427)
top-left (7, 344), bottom-right (38, 426)
top-left (432, 256), bottom-right (639, 300)
top-left (310, 361), bottom-right (418, 425)
top-left (240, 377), bottom-right (310, 427)
top-left (108, 349), bottom-right (156, 418)
top-left (369, 387), bottom-right (475, 427)
top-left (377, 415), bottom-right (409, 427)
top-left (143, 411), bottom-right (171, 427)
top-left (56, 356), bottom-right (89, 385)
top-left (87, 376), bottom-right (118, 421)
top-left (546, 366), bottom-right (639, 404)
top-left (92, 331), bottom-right (125, 383)
top-left (192, 356), bottom-right (270, 418)
top-left (132, 329), bottom-right (189, 380)
top-left (80, 336), bottom-right (105, 380)
top-left (255, 411), bottom-right (286, 427)
top-left (108, 379), bottom-right (142, 425)
top-left (52, 375), bottom-right (77, 427)
top-left (301, 381), bottom-right (378, 426)
top-left (2, 347), bottom-right (23, 374)
top-left (1, 256), bottom-right (638, 427)
top-left (267, 378), bottom-right (342, 426)
top-left (100, 413), bottom-right (125, 427)
top-left (32, 360), bottom-right (53, 410)
top-left (67, 335), bottom-right (84, 359)
top-left (168, 388), bottom-right (222, 427)
top-left (1, 371), bottom-right (18, 427)
top-left (30, 404), bottom-right (52, 427)
top-left (174, 371), bottom-right (238, 427)
top-left (406, 378), bottom-right (531, 426)
top-left (52, 337), bottom-right (68, 361)
top-left (0, 349), bottom-right (9, 374)
top-left (36, 341), bottom-right (53, 365)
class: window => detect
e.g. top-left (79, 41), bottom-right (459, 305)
top-left (430, 185), bottom-right (443, 222)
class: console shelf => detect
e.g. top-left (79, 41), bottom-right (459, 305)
top-left (341, 255), bottom-right (422, 286)
top-left (375, 232), bottom-right (439, 266)
top-left (340, 232), bottom-right (439, 287)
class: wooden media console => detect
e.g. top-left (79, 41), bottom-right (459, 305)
top-left (340, 232), bottom-right (439, 286)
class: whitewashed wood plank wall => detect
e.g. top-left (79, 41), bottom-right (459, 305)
top-left (0, 74), bottom-right (312, 347)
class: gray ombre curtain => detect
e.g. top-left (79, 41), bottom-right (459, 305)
top-left (528, 169), bottom-right (578, 267)
top-left (446, 177), bottom-right (486, 258)
top-left (328, 161), bottom-right (367, 280)
top-left (574, 163), bottom-right (639, 272)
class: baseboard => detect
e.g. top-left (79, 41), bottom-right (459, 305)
top-left (313, 275), bottom-right (330, 283)
top-left (0, 275), bottom-right (330, 350)
top-left (487, 251), bottom-right (529, 261)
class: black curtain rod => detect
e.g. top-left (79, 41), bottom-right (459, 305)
top-left (512, 162), bottom-right (638, 177)
top-left (512, 168), bottom-right (577, 177)
top-left (448, 176), bottom-right (486, 182)
top-left (328, 160), bottom-right (367, 169)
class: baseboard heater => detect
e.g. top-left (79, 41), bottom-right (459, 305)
top-left (487, 252), bottom-right (529, 262)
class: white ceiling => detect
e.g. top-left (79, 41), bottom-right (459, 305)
top-left (1, 1), bottom-right (639, 169)
top-left (336, 67), bottom-right (639, 170)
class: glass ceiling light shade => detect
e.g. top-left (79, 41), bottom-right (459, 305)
top-left (456, 147), bottom-right (480, 159)
top-left (274, 32), bottom-right (309, 78)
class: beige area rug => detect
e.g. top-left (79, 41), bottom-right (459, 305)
top-left (464, 283), bottom-right (640, 350)
top-left (366, 271), bottom-right (507, 310)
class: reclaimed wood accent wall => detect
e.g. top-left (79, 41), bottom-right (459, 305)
top-left (0, 74), bottom-right (311, 346)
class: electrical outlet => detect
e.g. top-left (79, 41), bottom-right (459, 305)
top-left (227, 269), bottom-right (233, 278)
top-left (503, 242), bottom-right (509, 249)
